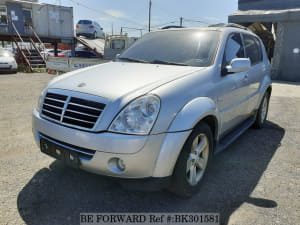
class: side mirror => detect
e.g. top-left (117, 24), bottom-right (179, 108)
top-left (226, 58), bottom-right (251, 74)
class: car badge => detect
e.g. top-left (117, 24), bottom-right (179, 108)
top-left (77, 82), bottom-right (86, 87)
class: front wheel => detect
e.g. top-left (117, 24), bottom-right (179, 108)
top-left (253, 92), bottom-right (270, 129)
top-left (169, 122), bottom-right (213, 197)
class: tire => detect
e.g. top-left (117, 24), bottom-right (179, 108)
top-left (253, 92), bottom-right (270, 129)
top-left (169, 122), bottom-right (213, 197)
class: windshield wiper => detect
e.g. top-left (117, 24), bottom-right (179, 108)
top-left (118, 57), bottom-right (149, 64)
top-left (150, 59), bottom-right (188, 66)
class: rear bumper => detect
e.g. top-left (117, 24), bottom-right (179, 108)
top-left (76, 32), bottom-right (93, 37)
top-left (32, 109), bottom-right (191, 179)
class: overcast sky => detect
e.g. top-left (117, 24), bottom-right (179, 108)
top-left (40, 0), bottom-right (238, 36)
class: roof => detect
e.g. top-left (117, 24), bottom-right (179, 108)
top-left (152, 24), bottom-right (254, 35)
top-left (229, 8), bottom-right (300, 23)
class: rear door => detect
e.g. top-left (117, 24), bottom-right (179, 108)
top-left (218, 33), bottom-right (250, 134)
top-left (242, 34), bottom-right (265, 113)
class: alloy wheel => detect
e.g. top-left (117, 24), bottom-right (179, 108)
top-left (186, 133), bottom-right (209, 186)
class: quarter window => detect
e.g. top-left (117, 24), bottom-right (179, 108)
top-left (243, 34), bottom-right (263, 65)
top-left (224, 33), bottom-right (245, 65)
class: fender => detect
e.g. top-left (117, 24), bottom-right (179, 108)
top-left (257, 75), bottom-right (272, 109)
top-left (168, 97), bottom-right (220, 133)
top-left (152, 97), bottom-right (220, 177)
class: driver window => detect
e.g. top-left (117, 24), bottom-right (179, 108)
top-left (224, 33), bottom-right (245, 66)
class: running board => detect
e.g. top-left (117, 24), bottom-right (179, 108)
top-left (215, 117), bottom-right (256, 154)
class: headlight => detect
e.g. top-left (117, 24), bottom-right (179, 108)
top-left (109, 95), bottom-right (160, 135)
top-left (36, 89), bottom-right (46, 112)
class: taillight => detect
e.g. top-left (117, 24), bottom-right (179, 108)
top-left (89, 25), bottom-right (94, 29)
top-left (76, 25), bottom-right (79, 28)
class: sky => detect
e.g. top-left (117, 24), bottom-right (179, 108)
top-left (40, 0), bottom-right (238, 37)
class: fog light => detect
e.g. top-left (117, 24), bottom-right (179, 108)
top-left (117, 159), bottom-right (126, 171)
top-left (108, 158), bottom-right (126, 173)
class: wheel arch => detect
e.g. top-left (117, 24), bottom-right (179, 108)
top-left (152, 98), bottom-right (220, 178)
top-left (167, 97), bottom-right (220, 138)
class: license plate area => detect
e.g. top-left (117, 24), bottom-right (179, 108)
top-left (40, 138), bottom-right (80, 168)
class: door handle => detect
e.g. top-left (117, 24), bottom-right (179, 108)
top-left (244, 74), bottom-right (249, 79)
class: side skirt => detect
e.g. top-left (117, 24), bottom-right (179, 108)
top-left (215, 116), bottom-right (256, 154)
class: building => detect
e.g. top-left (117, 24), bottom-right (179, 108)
top-left (229, 0), bottom-right (300, 82)
top-left (0, 0), bottom-right (74, 70)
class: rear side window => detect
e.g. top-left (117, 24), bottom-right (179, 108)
top-left (243, 34), bottom-right (263, 65)
top-left (78, 20), bottom-right (92, 25)
top-left (223, 33), bottom-right (245, 65)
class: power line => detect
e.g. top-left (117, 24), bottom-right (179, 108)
top-left (150, 20), bottom-right (178, 29)
top-left (183, 19), bottom-right (210, 25)
top-left (66, 0), bottom-right (146, 27)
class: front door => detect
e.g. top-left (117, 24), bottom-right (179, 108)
top-left (217, 33), bottom-right (250, 135)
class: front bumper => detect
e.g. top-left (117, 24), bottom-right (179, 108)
top-left (32, 109), bottom-right (191, 179)
top-left (0, 63), bottom-right (17, 72)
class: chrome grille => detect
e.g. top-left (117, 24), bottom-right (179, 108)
top-left (41, 92), bottom-right (106, 130)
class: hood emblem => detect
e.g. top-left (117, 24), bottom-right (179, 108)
top-left (77, 82), bottom-right (86, 88)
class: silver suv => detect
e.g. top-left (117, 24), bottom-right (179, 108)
top-left (33, 25), bottom-right (272, 197)
top-left (76, 20), bottom-right (105, 39)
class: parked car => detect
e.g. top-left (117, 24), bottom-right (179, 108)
top-left (66, 50), bottom-right (101, 58)
top-left (0, 49), bottom-right (18, 73)
top-left (33, 25), bottom-right (272, 197)
top-left (56, 50), bottom-right (71, 57)
top-left (76, 20), bottom-right (105, 39)
top-left (41, 49), bottom-right (62, 59)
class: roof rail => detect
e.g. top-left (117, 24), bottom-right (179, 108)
top-left (208, 23), bottom-right (249, 31)
top-left (161, 25), bottom-right (185, 30)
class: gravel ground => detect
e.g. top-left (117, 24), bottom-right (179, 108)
top-left (0, 72), bottom-right (299, 225)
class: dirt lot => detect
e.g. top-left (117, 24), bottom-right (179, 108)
top-left (0, 73), bottom-right (299, 225)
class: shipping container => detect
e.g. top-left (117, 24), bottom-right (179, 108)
top-left (0, 0), bottom-right (74, 40)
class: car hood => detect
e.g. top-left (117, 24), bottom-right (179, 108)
top-left (48, 61), bottom-right (203, 101)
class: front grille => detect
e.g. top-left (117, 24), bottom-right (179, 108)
top-left (41, 92), bottom-right (106, 130)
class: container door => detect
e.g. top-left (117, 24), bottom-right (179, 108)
top-left (32, 4), bottom-right (49, 38)
top-left (59, 9), bottom-right (73, 38)
top-left (6, 2), bottom-right (24, 35)
top-left (48, 6), bottom-right (61, 37)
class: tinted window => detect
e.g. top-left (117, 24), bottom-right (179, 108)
top-left (243, 34), bottom-right (262, 65)
top-left (78, 20), bottom-right (92, 25)
top-left (223, 33), bottom-right (245, 65)
top-left (120, 30), bottom-right (221, 67)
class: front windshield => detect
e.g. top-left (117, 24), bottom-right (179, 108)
top-left (0, 49), bottom-right (12, 57)
top-left (119, 30), bottom-right (220, 67)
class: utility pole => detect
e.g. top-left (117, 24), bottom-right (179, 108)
top-left (148, 0), bottom-right (152, 32)
top-left (111, 22), bottom-right (114, 35)
top-left (180, 17), bottom-right (183, 27)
